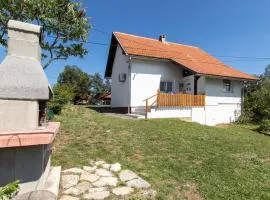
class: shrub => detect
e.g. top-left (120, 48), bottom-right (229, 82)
top-left (0, 181), bottom-right (20, 199)
top-left (47, 84), bottom-right (74, 115)
top-left (258, 119), bottom-right (270, 134)
top-left (235, 113), bottom-right (252, 124)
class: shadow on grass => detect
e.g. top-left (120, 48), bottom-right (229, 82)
top-left (85, 105), bottom-right (112, 113)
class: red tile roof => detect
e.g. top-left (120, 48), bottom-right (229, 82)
top-left (111, 32), bottom-right (258, 80)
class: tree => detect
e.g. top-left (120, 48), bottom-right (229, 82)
top-left (0, 0), bottom-right (90, 69)
top-left (90, 73), bottom-right (111, 97)
top-left (48, 83), bottom-right (74, 114)
top-left (264, 64), bottom-right (270, 80)
top-left (57, 65), bottom-right (91, 103)
top-left (241, 65), bottom-right (270, 123)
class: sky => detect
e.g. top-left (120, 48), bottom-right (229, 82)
top-left (1, 0), bottom-right (270, 84)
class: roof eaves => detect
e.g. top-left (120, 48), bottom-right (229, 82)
top-left (113, 32), bottom-right (128, 55)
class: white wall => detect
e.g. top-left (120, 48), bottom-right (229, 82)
top-left (205, 78), bottom-right (242, 105)
top-left (111, 45), bottom-right (129, 107)
top-left (203, 77), bottom-right (243, 125)
top-left (130, 59), bottom-right (183, 107)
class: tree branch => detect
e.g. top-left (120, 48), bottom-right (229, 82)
top-left (43, 56), bottom-right (67, 69)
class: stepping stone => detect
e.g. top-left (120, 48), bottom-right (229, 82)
top-left (83, 166), bottom-right (97, 173)
top-left (110, 163), bottom-right (121, 172)
top-left (81, 171), bottom-right (100, 182)
top-left (60, 195), bottom-right (80, 200)
top-left (95, 160), bottom-right (106, 166)
top-left (83, 190), bottom-right (110, 200)
top-left (126, 178), bottom-right (151, 189)
top-left (62, 187), bottom-right (82, 196)
top-left (95, 168), bottom-right (113, 177)
top-left (62, 167), bottom-right (83, 175)
top-left (76, 181), bottom-right (92, 193)
top-left (119, 170), bottom-right (138, 182)
top-left (112, 186), bottom-right (134, 196)
top-left (102, 163), bottom-right (111, 169)
top-left (92, 177), bottom-right (118, 187)
top-left (88, 187), bottom-right (107, 193)
top-left (61, 174), bottom-right (80, 189)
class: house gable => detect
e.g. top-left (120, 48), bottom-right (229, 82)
top-left (105, 32), bottom-right (259, 81)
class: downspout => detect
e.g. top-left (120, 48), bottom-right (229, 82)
top-left (128, 57), bottom-right (132, 114)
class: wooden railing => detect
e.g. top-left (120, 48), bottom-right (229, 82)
top-left (144, 92), bottom-right (205, 119)
top-left (157, 92), bottom-right (205, 107)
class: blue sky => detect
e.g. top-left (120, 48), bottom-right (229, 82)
top-left (1, 0), bottom-right (270, 84)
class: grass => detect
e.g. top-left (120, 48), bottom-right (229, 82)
top-left (52, 105), bottom-right (270, 200)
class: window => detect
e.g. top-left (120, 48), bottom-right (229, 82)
top-left (160, 81), bottom-right (173, 93)
top-left (223, 79), bottom-right (232, 92)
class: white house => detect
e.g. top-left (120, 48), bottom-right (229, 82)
top-left (105, 32), bottom-right (258, 126)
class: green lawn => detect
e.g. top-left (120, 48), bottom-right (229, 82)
top-left (52, 105), bottom-right (270, 200)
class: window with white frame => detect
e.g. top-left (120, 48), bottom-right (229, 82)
top-left (223, 79), bottom-right (232, 92)
top-left (160, 81), bottom-right (173, 93)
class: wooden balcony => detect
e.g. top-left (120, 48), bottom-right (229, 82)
top-left (157, 92), bottom-right (205, 107)
top-left (144, 91), bottom-right (206, 118)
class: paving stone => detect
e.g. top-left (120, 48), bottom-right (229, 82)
top-left (102, 163), bottom-right (111, 169)
top-left (62, 187), bottom-right (82, 196)
top-left (109, 163), bottom-right (121, 173)
top-left (61, 174), bottom-right (80, 189)
top-left (95, 160), bottom-right (106, 166)
top-left (95, 168), bottom-right (113, 177)
top-left (60, 195), bottom-right (80, 200)
top-left (62, 167), bottom-right (83, 175)
top-left (88, 187), bottom-right (107, 193)
top-left (112, 186), bottom-right (134, 196)
top-left (83, 166), bottom-right (97, 173)
top-left (119, 170), bottom-right (138, 182)
top-left (126, 178), bottom-right (151, 189)
top-left (81, 171), bottom-right (100, 182)
top-left (83, 190), bottom-right (110, 200)
top-left (92, 177), bottom-right (118, 187)
top-left (76, 181), bottom-right (92, 193)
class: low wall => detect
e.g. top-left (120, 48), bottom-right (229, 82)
top-left (145, 103), bottom-right (241, 126)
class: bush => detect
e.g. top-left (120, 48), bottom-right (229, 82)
top-left (258, 119), bottom-right (270, 134)
top-left (0, 181), bottom-right (19, 199)
top-left (48, 84), bottom-right (74, 115)
top-left (235, 113), bottom-right (252, 124)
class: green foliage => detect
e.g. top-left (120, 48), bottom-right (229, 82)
top-left (56, 66), bottom-right (111, 104)
top-left (48, 84), bottom-right (74, 114)
top-left (57, 65), bottom-right (91, 104)
top-left (240, 65), bottom-right (270, 126)
top-left (0, 181), bottom-right (19, 200)
top-left (0, 0), bottom-right (91, 69)
top-left (90, 73), bottom-right (111, 100)
top-left (258, 119), bottom-right (270, 134)
top-left (244, 80), bottom-right (270, 122)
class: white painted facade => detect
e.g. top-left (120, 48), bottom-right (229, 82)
top-left (110, 44), bottom-right (243, 126)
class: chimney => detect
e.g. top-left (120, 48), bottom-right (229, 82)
top-left (7, 20), bottom-right (42, 60)
top-left (0, 20), bottom-right (52, 131)
top-left (159, 34), bottom-right (166, 43)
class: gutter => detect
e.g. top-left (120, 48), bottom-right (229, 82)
top-left (128, 56), bottom-right (132, 114)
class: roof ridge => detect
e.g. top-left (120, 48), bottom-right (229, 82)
top-left (167, 41), bottom-right (198, 49)
top-left (113, 32), bottom-right (198, 49)
top-left (113, 31), bottom-right (160, 42)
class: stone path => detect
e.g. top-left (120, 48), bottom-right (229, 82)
top-left (59, 160), bottom-right (156, 200)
